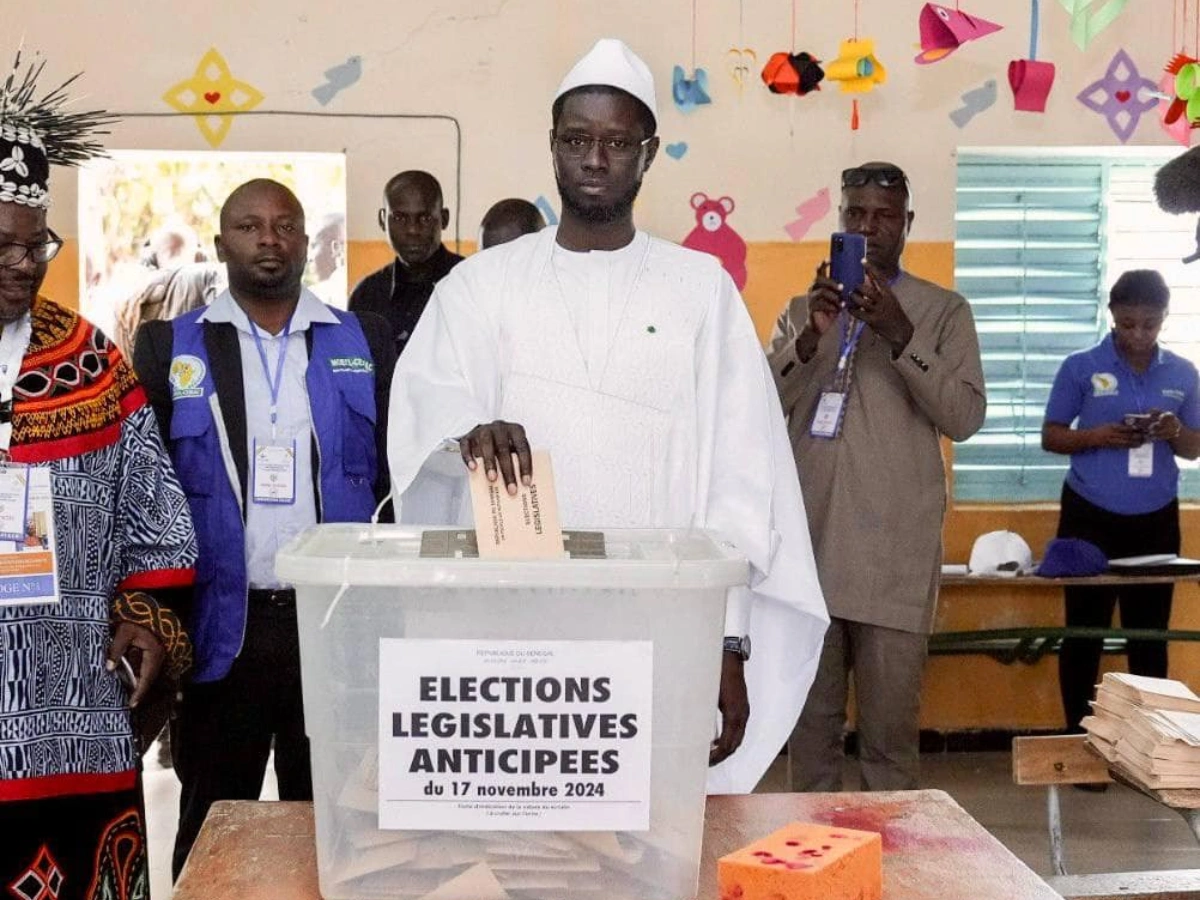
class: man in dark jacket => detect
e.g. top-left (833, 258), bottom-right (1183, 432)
top-left (348, 170), bottom-right (463, 356)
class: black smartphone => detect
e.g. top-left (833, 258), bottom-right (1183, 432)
top-left (1123, 413), bottom-right (1153, 432)
top-left (829, 232), bottom-right (867, 306)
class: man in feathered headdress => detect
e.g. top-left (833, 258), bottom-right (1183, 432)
top-left (0, 53), bottom-right (198, 898)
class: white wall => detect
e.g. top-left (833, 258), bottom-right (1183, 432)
top-left (10, 0), bottom-right (1178, 243)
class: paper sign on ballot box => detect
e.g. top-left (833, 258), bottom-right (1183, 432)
top-left (377, 639), bottom-right (653, 831)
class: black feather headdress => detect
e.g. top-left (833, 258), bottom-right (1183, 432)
top-left (0, 50), bottom-right (115, 208)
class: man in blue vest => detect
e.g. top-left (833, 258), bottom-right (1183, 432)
top-left (132, 178), bottom-right (396, 878)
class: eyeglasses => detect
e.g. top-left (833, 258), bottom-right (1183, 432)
top-left (0, 229), bottom-right (63, 268)
top-left (841, 166), bottom-right (908, 190)
top-left (554, 133), bottom-right (653, 160)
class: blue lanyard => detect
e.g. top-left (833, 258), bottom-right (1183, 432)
top-left (836, 314), bottom-right (866, 375)
top-left (249, 315), bottom-right (293, 439)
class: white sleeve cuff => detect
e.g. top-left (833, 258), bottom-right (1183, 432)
top-left (724, 585), bottom-right (752, 637)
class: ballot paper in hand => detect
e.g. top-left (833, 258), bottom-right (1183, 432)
top-left (468, 449), bottom-right (564, 559)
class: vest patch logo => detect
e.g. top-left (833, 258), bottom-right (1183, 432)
top-left (1163, 388), bottom-right (1186, 401)
top-left (1091, 372), bottom-right (1119, 397)
top-left (169, 355), bottom-right (206, 399)
top-left (329, 356), bottom-right (374, 374)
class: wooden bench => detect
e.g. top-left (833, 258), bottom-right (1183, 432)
top-left (1013, 734), bottom-right (1113, 876)
top-left (1014, 735), bottom-right (1200, 899)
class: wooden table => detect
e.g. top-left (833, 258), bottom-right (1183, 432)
top-left (173, 790), bottom-right (1059, 899)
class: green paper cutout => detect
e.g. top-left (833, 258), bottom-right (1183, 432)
top-left (1056, 0), bottom-right (1129, 51)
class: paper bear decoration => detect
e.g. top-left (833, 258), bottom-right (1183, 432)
top-left (682, 193), bottom-right (748, 290)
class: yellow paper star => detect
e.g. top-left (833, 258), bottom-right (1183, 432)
top-left (162, 48), bottom-right (264, 148)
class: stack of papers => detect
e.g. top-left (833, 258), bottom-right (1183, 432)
top-left (1082, 673), bottom-right (1200, 789)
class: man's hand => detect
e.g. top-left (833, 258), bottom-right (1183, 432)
top-left (459, 420), bottom-right (533, 496)
top-left (710, 652), bottom-right (749, 766)
top-left (108, 621), bottom-right (166, 709)
top-left (804, 261), bottom-right (843, 337)
top-left (849, 262), bottom-right (914, 355)
top-left (1088, 422), bottom-right (1146, 449)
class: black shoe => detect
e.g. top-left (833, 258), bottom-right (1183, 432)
top-left (1072, 782), bottom-right (1109, 793)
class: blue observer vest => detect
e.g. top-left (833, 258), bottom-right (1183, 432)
top-left (168, 308), bottom-right (378, 682)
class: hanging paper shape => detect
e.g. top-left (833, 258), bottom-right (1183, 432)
top-left (915, 3), bottom-right (1003, 65)
top-left (727, 47), bottom-right (758, 94)
top-left (1076, 49), bottom-right (1158, 144)
top-left (825, 38), bottom-right (887, 93)
top-left (1056, 0), bottom-right (1130, 52)
top-left (1162, 54), bottom-right (1196, 125)
top-left (761, 51), bottom-right (824, 95)
top-left (672, 66), bottom-right (712, 112)
top-left (682, 193), bottom-right (748, 290)
top-left (950, 80), bottom-right (997, 127)
top-left (1160, 72), bottom-right (1193, 146)
top-left (1009, 0), bottom-right (1055, 113)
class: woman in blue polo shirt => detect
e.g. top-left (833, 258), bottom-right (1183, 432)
top-left (1043, 269), bottom-right (1200, 734)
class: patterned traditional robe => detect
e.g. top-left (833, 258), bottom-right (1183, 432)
top-left (0, 297), bottom-right (197, 900)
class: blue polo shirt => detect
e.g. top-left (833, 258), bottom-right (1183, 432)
top-left (1044, 333), bottom-right (1200, 514)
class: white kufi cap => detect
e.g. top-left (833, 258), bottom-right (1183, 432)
top-left (554, 38), bottom-right (658, 130)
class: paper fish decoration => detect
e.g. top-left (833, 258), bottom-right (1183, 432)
top-left (784, 188), bottom-right (832, 241)
top-left (825, 38), bottom-right (887, 93)
top-left (1008, 59), bottom-right (1056, 111)
top-left (915, 3), bottom-right (1003, 65)
top-left (672, 66), bottom-right (712, 112)
top-left (761, 51), bottom-right (824, 95)
top-left (950, 80), bottom-right (997, 127)
top-left (312, 56), bottom-right (362, 106)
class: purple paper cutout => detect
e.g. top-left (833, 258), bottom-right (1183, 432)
top-left (1076, 49), bottom-right (1158, 143)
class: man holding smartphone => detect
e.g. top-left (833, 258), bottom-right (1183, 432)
top-left (768, 161), bottom-right (987, 791)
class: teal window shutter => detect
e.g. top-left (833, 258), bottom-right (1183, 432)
top-left (953, 156), bottom-right (1106, 502)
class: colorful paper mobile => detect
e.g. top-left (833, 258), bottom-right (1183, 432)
top-left (1076, 49), bottom-right (1158, 143)
top-left (672, 66), bottom-right (712, 112)
top-left (727, 48), bottom-right (758, 94)
top-left (950, 80), bottom-right (997, 127)
top-left (825, 38), bottom-right (886, 93)
top-left (1009, 0), bottom-right (1055, 113)
top-left (682, 193), bottom-right (748, 290)
top-left (784, 188), bottom-right (831, 241)
top-left (761, 51), bottom-right (824, 95)
top-left (915, 3), bottom-right (1003, 65)
top-left (1160, 71), bottom-right (1193, 146)
top-left (162, 48), bottom-right (264, 148)
top-left (1057, 0), bottom-right (1130, 51)
top-left (1165, 54), bottom-right (1200, 125)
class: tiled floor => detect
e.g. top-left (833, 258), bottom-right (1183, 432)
top-left (143, 744), bottom-right (1200, 898)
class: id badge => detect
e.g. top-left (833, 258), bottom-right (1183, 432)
top-left (0, 465), bottom-right (29, 541)
top-left (0, 466), bottom-right (60, 606)
top-left (810, 391), bottom-right (846, 439)
top-left (1128, 442), bottom-right (1154, 478)
top-left (253, 439), bottom-right (297, 504)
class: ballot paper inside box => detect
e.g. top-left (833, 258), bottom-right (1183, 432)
top-left (275, 524), bottom-right (748, 900)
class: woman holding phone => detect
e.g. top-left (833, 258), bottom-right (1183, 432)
top-left (1042, 269), bottom-right (1200, 742)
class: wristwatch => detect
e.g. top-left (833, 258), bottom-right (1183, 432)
top-left (723, 635), bottom-right (751, 661)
